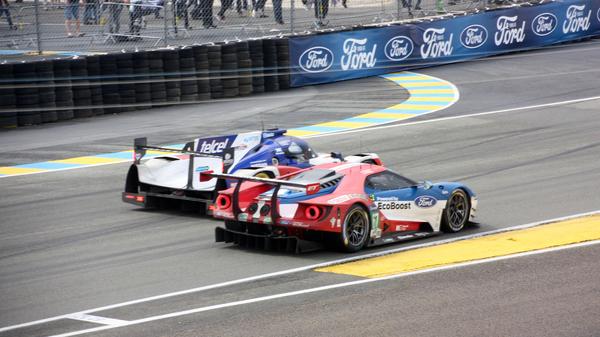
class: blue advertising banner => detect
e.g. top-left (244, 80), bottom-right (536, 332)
top-left (289, 0), bottom-right (600, 87)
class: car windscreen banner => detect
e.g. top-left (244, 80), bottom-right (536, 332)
top-left (289, 0), bottom-right (600, 87)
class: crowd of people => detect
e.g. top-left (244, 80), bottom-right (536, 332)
top-left (0, 0), bottom-right (355, 36)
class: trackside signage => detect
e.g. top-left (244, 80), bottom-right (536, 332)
top-left (289, 0), bottom-right (600, 86)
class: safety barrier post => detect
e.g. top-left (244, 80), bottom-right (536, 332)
top-left (163, 4), bottom-right (168, 46)
top-left (34, 0), bottom-right (42, 54)
top-left (290, 0), bottom-right (295, 33)
top-left (396, 0), bottom-right (400, 19)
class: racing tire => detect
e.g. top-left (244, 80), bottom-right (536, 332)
top-left (338, 204), bottom-right (370, 253)
top-left (440, 189), bottom-right (470, 233)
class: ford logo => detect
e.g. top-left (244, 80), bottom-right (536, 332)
top-left (415, 195), bottom-right (437, 208)
top-left (597, 7), bottom-right (600, 23)
top-left (532, 13), bottom-right (557, 36)
top-left (298, 46), bottom-right (334, 73)
top-left (384, 36), bottom-right (414, 61)
top-left (459, 24), bottom-right (488, 49)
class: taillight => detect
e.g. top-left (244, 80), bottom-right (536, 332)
top-left (199, 170), bottom-right (214, 182)
top-left (247, 203), bottom-right (258, 214)
top-left (215, 194), bottom-right (231, 209)
top-left (305, 205), bottom-right (321, 220)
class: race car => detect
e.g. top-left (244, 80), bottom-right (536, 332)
top-left (122, 129), bottom-right (382, 214)
top-left (206, 162), bottom-right (477, 253)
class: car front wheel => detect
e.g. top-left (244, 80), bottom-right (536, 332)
top-left (441, 189), bottom-right (470, 233)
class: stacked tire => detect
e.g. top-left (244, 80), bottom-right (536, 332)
top-left (70, 57), bottom-right (93, 118)
top-left (162, 49), bottom-right (181, 103)
top-left (116, 52), bottom-right (136, 112)
top-left (236, 41), bottom-right (253, 96)
top-left (53, 59), bottom-right (75, 121)
top-left (132, 50), bottom-right (152, 110)
top-left (192, 45), bottom-right (211, 101)
top-left (275, 38), bottom-right (290, 90)
top-left (220, 42), bottom-right (239, 98)
top-left (85, 55), bottom-right (104, 116)
top-left (99, 54), bottom-right (121, 114)
top-left (178, 47), bottom-right (199, 102)
top-left (36, 60), bottom-right (58, 123)
top-left (0, 63), bottom-right (17, 128)
top-left (13, 61), bottom-right (41, 126)
top-left (147, 50), bottom-right (167, 106)
top-left (262, 39), bottom-right (279, 92)
top-left (207, 45), bottom-right (223, 99)
top-left (248, 39), bottom-right (265, 94)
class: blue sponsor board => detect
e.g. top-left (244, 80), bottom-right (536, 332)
top-left (289, 0), bottom-right (600, 86)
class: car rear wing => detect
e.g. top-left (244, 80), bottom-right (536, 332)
top-left (133, 137), bottom-right (222, 164)
top-left (201, 171), bottom-right (342, 222)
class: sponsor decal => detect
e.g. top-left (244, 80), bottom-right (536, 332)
top-left (298, 46), bottom-right (334, 73)
top-left (414, 195), bottom-right (437, 208)
top-left (250, 160), bottom-right (267, 167)
top-left (199, 138), bottom-right (229, 154)
top-left (377, 201), bottom-right (411, 210)
top-left (262, 132), bottom-right (275, 138)
top-left (395, 225), bottom-right (410, 231)
top-left (563, 5), bottom-right (591, 33)
top-left (223, 151), bottom-right (234, 166)
top-left (420, 28), bottom-right (454, 59)
top-left (195, 165), bottom-right (210, 172)
top-left (384, 36), bottom-right (414, 61)
top-left (460, 24), bottom-right (488, 49)
top-left (341, 38), bottom-right (377, 71)
top-left (292, 221), bottom-right (309, 228)
top-left (280, 219), bottom-right (292, 225)
top-left (494, 16), bottom-right (526, 46)
top-left (242, 134), bottom-right (260, 144)
top-left (376, 196), bottom-right (399, 201)
top-left (531, 13), bottom-right (557, 36)
top-left (328, 194), bottom-right (369, 204)
top-left (274, 147), bottom-right (284, 155)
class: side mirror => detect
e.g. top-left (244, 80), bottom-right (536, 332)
top-left (422, 180), bottom-right (433, 190)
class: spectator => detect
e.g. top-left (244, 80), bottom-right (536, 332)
top-left (83, 0), bottom-right (100, 24)
top-left (65, 0), bottom-right (84, 37)
top-left (252, 0), bottom-right (266, 17)
top-left (199, 0), bottom-right (215, 28)
top-left (314, 0), bottom-right (328, 25)
top-left (105, 0), bottom-right (124, 34)
top-left (0, 0), bottom-right (16, 30)
top-left (174, 0), bottom-right (191, 29)
top-left (272, 0), bottom-right (282, 24)
top-left (235, 0), bottom-right (247, 16)
top-left (129, 0), bottom-right (143, 35)
top-left (216, 0), bottom-right (232, 21)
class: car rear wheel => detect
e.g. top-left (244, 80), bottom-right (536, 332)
top-left (441, 189), bottom-right (470, 233)
top-left (254, 171), bottom-right (274, 179)
top-left (339, 204), bottom-right (370, 252)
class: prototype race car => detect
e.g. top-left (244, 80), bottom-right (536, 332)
top-left (206, 162), bottom-right (477, 253)
top-left (122, 129), bottom-right (381, 214)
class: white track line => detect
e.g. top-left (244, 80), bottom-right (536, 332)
top-left (1, 210), bottom-right (599, 334)
top-left (63, 314), bottom-right (128, 326)
top-left (49, 238), bottom-right (600, 337)
top-left (303, 95), bottom-right (600, 139)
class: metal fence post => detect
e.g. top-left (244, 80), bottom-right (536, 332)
top-left (289, 0), bottom-right (293, 33)
top-left (396, 0), bottom-right (400, 20)
top-left (163, 3), bottom-right (168, 46)
top-left (34, 0), bottom-right (42, 54)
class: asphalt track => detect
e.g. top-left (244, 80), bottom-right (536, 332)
top-left (1, 39), bottom-right (600, 336)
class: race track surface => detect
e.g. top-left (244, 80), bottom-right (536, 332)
top-left (0, 39), bottom-right (599, 336)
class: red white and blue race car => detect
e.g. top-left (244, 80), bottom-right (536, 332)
top-left (205, 162), bottom-right (477, 253)
top-left (122, 129), bottom-right (381, 214)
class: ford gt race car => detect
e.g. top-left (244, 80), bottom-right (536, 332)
top-left (122, 129), bottom-right (381, 214)
top-left (206, 162), bottom-right (477, 253)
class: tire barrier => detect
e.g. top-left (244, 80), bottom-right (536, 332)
top-left (220, 42), bottom-right (239, 98)
top-left (70, 57), bottom-right (94, 118)
top-left (192, 45), bottom-right (211, 101)
top-left (248, 39), bottom-right (265, 94)
top-left (36, 60), bottom-right (58, 123)
top-left (5, 36), bottom-right (295, 128)
top-left (208, 44), bottom-right (223, 99)
top-left (14, 61), bottom-right (41, 126)
top-left (162, 49), bottom-right (181, 103)
top-left (116, 52), bottom-right (137, 112)
top-left (178, 47), bottom-right (199, 102)
top-left (0, 63), bottom-right (17, 128)
top-left (236, 41), bottom-right (253, 97)
top-left (85, 55), bottom-right (105, 116)
top-left (53, 58), bottom-right (75, 121)
top-left (148, 50), bottom-right (168, 105)
top-left (262, 39), bottom-right (279, 92)
top-left (99, 53), bottom-right (122, 114)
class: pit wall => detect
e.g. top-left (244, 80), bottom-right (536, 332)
top-left (289, 0), bottom-right (600, 86)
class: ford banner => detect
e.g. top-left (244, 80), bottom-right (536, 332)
top-left (289, 0), bottom-right (600, 87)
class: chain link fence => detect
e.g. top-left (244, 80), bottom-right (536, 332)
top-left (0, 0), bottom-right (519, 54)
